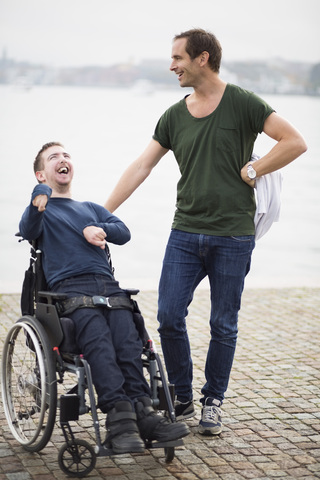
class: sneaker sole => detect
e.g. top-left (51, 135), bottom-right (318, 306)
top-left (198, 424), bottom-right (222, 435)
top-left (176, 410), bottom-right (196, 421)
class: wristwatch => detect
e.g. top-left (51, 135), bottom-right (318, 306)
top-left (247, 164), bottom-right (257, 180)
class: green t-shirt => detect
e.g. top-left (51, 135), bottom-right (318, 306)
top-left (153, 83), bottom-right (274, 236)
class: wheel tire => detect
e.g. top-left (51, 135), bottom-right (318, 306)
top-left (1, 316), bottom-right (57, 451)
top-left (58, 439), bottom-right (96, 477)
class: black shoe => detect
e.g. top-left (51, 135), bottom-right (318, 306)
top-left (135, 397), bottom-right (190, 442)
top-left (105, 401), bottom-right (145, 454)
top-left (175, 399), bottom-right (196, 421)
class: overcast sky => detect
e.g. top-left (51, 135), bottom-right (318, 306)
top-left (1, 0), bottom-right (319, 68)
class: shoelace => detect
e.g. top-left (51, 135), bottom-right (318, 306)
top-left (203, 405), bottom-right (221, 422)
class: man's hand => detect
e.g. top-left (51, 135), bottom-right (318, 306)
top-left (32, 194), bottom-right (48, 212)
top-left (83, 226), bottom-right (107, 249)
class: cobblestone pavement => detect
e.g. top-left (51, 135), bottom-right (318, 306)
top-left (0, 288), bottom-right (319, 479)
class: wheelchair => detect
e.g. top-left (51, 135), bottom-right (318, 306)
top-left (1, 238), bottom-right (182, 477)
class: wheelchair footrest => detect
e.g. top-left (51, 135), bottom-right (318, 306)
top-left (145, 438), bottom-right (184, 449)
top-left (95, 438), bottom-right (183, 457)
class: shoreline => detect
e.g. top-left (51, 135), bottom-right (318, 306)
top-left (1, 274), bottom-right (320, 295)
top-left (1, 284), bottom-right (320, 297)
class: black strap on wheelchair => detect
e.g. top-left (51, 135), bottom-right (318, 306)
top-left (21, 261), bottom-right (36, 316)
top-left (19, 238), bottom-right (48, 316)
top-left (57, 295), bottom-right (134, 316)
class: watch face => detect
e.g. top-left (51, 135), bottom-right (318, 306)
top-left (248, 166), bottom-right (256, 179)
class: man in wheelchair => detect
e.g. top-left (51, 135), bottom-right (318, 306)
top-left (19, 141), bottom-right (189, 455)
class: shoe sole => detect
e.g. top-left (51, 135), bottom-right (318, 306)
top-left (198, 424), bottom-right (222, 435)
top-left (105, 437), bottom-right (145, 454)
top-left (112, 444), bottom-right (145, 454)
top-left (176, 410), bottom-right (196, 421)
top-left (147, 424), bottom-right (190, 442)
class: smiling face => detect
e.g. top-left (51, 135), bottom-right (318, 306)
top-left (170, 37), bottom-right (201, 88)
top-left (35, 145), bottom-right (74, 195)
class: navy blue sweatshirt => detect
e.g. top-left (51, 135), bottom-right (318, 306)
top-left (19, 184), bottom-right (131, 288)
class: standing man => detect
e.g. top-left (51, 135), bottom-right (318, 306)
top-left (104, 29), bottom-right (307, 435)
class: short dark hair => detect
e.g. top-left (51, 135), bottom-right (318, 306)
top-left (174, 28), bottom-right (222, 73)
top-left (34, 142), bottom-right (64, 174)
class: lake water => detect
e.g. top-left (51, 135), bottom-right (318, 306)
top-left (0, 84), bottom-right (319, 293)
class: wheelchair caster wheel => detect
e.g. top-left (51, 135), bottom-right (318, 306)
top-left (165, 446), bottom-right (175, 463)
top-left (58, 439), bottom-right (96, 477)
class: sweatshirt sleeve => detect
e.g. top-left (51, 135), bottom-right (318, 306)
top-left (19, 184), bottom-right (52, 240)
top-left (84, 204), bottom-right (131, 245)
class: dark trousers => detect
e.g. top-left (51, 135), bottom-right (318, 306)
top-left (52, 274), bottom-right (150, 412)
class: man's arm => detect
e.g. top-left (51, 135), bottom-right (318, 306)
top-left (104, 139), bottom-right (168, 212)
top-left (241, 112), bottom-right (307, 185)
top-left (83, 206), bottom-right (131, 247)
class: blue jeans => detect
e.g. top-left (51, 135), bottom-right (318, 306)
top-left (52, 274), bottom-right (150, 412)
top-left (157, 229), bottom-right (255, 404)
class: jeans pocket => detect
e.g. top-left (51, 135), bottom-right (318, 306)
top-left (230, 235), bottom-right (254, 243)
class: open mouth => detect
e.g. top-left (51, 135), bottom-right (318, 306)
top-left (58, 166), bottom-right (69, 174)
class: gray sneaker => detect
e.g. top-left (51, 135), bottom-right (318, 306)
top-left (198, 398), bottom-right (222, 435)
top-left (175, 400), bottom-right (196, 421)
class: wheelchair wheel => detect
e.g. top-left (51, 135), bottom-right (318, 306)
top-left (1, 316), bottom-right (57, 451)
top-left (58, 439), bottom-right (96, 477)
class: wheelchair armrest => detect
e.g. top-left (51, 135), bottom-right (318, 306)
top-left (38, 291), bottom-right (68, 304)
top-left (124, 288), bottom-right (140, 296)
top-left (15, 232), bottom-right (24, 241)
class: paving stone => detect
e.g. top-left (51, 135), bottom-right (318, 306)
top-left (1, 288), bottom-right (320, 479)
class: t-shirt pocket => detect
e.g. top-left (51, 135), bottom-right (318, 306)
top-left (216, 125), bottom-right (240, 154)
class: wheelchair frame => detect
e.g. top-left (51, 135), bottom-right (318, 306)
top-left (1, 240), bottom-right (182, 477)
